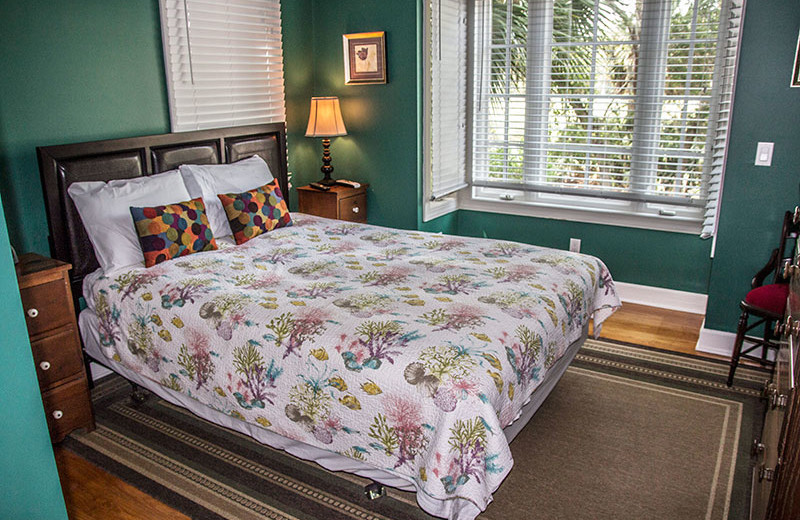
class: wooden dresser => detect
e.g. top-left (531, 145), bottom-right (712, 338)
top-left (761, 243), bottom-right (800, 520)
top-left (16, 253), bottom-right (94, 442)
top-left (751, 211), bottom-right (800, 520)
top-left (297, 184), bottom-right (368, 223)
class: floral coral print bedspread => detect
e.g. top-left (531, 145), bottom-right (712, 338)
top-left (87, 213), bottom-right (620, 517)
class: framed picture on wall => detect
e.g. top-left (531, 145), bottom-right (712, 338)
top-left (343, 31), bottom-right (387, 85)
top-left (792, 29), bottom-right (800, 87)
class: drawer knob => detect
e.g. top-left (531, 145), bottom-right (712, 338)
top-left (352, 206), bottom-right (360, 214)
top-left (52, 410), bottom-right (63, 420)
top-left (27, 308), bottom-right (39, 318)
top-left (776, 316), bottom-right (792, 337)
top-left (39, 361), bottom-right (51, 371)
top-left (783, 261), bottom-right (799, 280)
top-left (752, 439), bottom-right (765, 457)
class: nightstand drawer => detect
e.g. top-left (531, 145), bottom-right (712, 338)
top-left (17, 253), bottom-right (95, 443)
top-left (19, 278), bottom-right (72, 337)
top-left (41, 376), bottom-right (94, 443)
top-left (31, 326), bottom-right (84, 390)
top-left (339, 194), bottom-right (367, 223)
top-left (297, 184), bottom-right (368, 222)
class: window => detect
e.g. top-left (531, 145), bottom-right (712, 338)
top-left (424, 0), bottom-right (469, 221)
top-left (159, 0), bottom-right (285, 132)
top-left (427, 0), bottom-right (743, 234)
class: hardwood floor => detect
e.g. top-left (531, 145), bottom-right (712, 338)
top-left (54, 447), bottom-right (190, 520)
top-left (53, 302), bottom-right (710, 519)
top-left (593, 301), bottom-right (708, 355)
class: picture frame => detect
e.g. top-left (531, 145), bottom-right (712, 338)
top-left (792, 29), bottom-right (800, 87)
top-left (343, 31), bottom-right (387, 85)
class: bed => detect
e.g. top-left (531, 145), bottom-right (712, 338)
top-left (38, 123), bottom-right (621, 519)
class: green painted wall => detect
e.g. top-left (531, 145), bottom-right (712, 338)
top-left (703, 0), bottom-right (800, 331)
top-left (280, 0), bottom-right (315, 211)
top-left (283, 1), bottom-right (421, 231)
top-left (0, 196), bottom-right (68, 519)
top-left (0, 0), bottom-right (169, 256)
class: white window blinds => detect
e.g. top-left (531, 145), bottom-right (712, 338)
top-left (159, 0), bottom-right (286, 132)
top-left (472, 0), bottom-right (743, 233)
top-left (701, 0), bottom-right (744, 238)
top-left (429, 0), bottom-right (468, 200)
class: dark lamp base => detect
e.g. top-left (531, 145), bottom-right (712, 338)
top-left (317, 137), bottom-right (337, 186)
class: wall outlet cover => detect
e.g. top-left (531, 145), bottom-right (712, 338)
top-left (755, 142), bottom-right (774, 166)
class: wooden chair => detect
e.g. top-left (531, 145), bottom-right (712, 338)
top-left (727, 210), bottom-right (800, 386)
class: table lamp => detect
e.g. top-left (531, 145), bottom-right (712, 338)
top-left (305, 96), bottom-right (347, 186)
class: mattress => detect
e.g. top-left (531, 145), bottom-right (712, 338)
top-left (78, 213), bottom-right (620, 518)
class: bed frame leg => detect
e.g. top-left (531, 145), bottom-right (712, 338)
top-left (364, 481), bottom-right (386, 500)
top-left (83, 352), bottom-right (95, 389)
top-left (130, 383), bottom-right (149, 405)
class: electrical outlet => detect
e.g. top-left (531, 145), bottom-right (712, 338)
top-left (569, 238), bottom-right (581, 253)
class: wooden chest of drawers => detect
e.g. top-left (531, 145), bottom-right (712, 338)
top-left (297, 184), bottom-right (368, 223)
top-left (16, 253), bottom-right (94, 442)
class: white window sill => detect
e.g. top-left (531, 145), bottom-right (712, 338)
top-left (423, 196), bottom-right (458, 222)
top-left (459, 193), bottom-right (702, 235)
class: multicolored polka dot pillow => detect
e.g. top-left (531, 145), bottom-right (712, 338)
top-left (217, 180), bottom-right (292, 244)
top-left (130, 197), bottom-right (218, 267)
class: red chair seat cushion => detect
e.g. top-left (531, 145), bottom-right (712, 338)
top-left (744, 283), bottom-right (790, 315)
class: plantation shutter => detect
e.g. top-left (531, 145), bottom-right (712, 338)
top-left (472, 0), bottom-right (744, 222)
top-left (701, 0), bottom-right (744, 238)
top-left (159, 0), bottom-right (286, 132)
top-left (430, 0), bottom-right (468, 200)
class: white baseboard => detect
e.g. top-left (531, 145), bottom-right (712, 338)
top-left (612, 282), bottom-right (738, 357)
top-left (695, 324), bottom-right (775, 361)
top-left (615, 281), bottom-right (708, 314)
top-left (695, 326), bottom-right (736, 357)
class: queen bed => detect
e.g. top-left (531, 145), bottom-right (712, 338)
top-left (38, 123), bottom-right (620, 519)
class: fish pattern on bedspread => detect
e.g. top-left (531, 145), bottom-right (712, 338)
top-left (86, 213), bottom-right (620, 517)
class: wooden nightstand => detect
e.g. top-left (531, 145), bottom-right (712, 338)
top-left (16, 253), bottom-right (94, 443)
top-left (297, 184), bottom-right (368, 223)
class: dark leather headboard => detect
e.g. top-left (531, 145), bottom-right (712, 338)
top-left (37, 123), bottom-right (288, 300)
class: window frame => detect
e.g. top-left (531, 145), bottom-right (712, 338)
top-left (422, 0), bottom-right (744, 234)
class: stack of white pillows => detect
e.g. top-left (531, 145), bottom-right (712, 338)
top-left (68, 155), bottom-right (275, 274)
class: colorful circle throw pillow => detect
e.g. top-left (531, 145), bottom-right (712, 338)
top-left (130, 197), bottom-right (218, 267)
top-left (218, 180), bottom-right (292, 244)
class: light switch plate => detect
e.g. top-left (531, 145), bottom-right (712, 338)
top-left (755, 142), bottom-right (774, 166)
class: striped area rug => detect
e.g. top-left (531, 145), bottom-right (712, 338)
top-left (64, 339), bottom-right (766, 520)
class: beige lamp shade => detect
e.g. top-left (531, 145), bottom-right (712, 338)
top-left (305, 97), bottom-right (347, 137)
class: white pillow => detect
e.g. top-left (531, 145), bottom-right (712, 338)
top-left (67, 169), bottom-right (192, 273)
top-left (179, 155), bottom-right (275, 238)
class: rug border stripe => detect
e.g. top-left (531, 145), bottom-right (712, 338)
top-left (583, 339), bottom-right (767, 384)
top-left (569, 366), bottom-right (742, 520)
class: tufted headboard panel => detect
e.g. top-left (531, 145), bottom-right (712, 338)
top-left (37, 123), bottom-right (288, 300)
